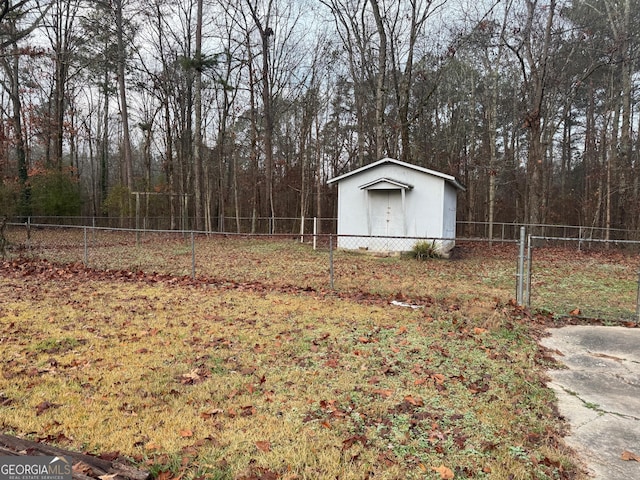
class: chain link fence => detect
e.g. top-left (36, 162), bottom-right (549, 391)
top-left (458, 221), bottom-right (640, 243)
top-left (516, 229), bottom-right (640, 323)
top-left (3, 220), bottom-right (640, 323)
top-left (2, 222), bottom-right (514, 300)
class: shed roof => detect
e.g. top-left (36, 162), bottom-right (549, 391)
top-left (327, 157), bottom-right (466, 191)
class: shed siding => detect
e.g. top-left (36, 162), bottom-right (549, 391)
top-left (332, 159), bottom-right (461, 253)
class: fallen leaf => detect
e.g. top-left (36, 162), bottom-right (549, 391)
top-left (200, 408), bottom-right (224, 419)
top-left (241, 405), bottom-right (256, 416)
top-left (180, 369), bottom-right (204, 384)
top-left (35, 401), bottom-right (60, 416)
top-left (373, 389), bottom-right (393, 398)
top-left (255, 441), bottom-right (271, 452)
top-left (179, 429), bottom-right (193, 438)
top-left (569, 308), bottom-right (581, 316)
top-left (342, 435), bottom-right (367, 450)
top-left (473, 327), bottom-right (487, 335)
top-left (467, 382), bottom-right (489, 394)
top-left (404, 395), bottom-right (424, 407)
top-left (453, 434), bottom-right (467, 449)
top-left (324, 358), bottom-right (339, 368)
top-left (621, 450), bottom-right (640, 462)
top-left (145, 442), bottom-right (162, 452)
top-left (98, 474), bottom-right (118, 480)
top-left (72, 462), bottom-right (94, 476)
top-left (156, 471), bottom-right (172, 480)
top-left (98, 452), bottom-right (120, 462)
top-left (431, 464), bottom-right (454, 479)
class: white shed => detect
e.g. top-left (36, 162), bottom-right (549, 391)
top-left (327, 158), bottom-right (465, 254)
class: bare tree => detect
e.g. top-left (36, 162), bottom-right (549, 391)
top-left (505, 0), bottom-right (557, 225)
top-left (113, 0), bottom-right (134, 191)
top-left (368, 0), bottom-right (386, 160)
top-left (320, 0), bottom-right (373, 168)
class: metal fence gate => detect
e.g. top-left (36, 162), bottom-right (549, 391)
top-left (517, 227), bottom-right (640, 323)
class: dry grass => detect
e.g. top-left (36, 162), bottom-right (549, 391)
top-left (525, 247), bottom-right (639, 321)
top-left (8, 226), bottom-right (637, 322)
top-left (1, 250), bottom-right (585, 480)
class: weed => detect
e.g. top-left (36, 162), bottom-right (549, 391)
top-left (410, 240), bottom-right (440, 260)
top-left (584, 401), bottom-right (601, 411)
top-left (509, 445), bottom-right (529, 461)
top-left (32, 337), bottom-right (80, 354)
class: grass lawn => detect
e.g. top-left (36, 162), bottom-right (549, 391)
top-left (1, 240), bottom-right (622, 479)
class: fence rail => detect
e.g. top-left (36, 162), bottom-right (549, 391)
top-left (10, 217), bottom-right (640, 244)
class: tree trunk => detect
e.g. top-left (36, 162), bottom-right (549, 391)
top-left (193, 0), bottom-right (204, 231)
top-left (522, 0), bottom-right (556, 227)
top-left (369, 0), bottom-right (387, 160)
top-left (114, 0), bottom-right (133, 192)
top-left (2, 40), bottom-right (29, 216)
top-left (246, 0), bottom-right (275, 231)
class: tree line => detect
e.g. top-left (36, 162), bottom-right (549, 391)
top-left (0, 0), bottom-right (638, 236)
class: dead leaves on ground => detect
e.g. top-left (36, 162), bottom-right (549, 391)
top-left (35, 400), bottom-right (60, 416)
top-left (431, 464), bottom-right (455, 479)
top-left (0, 261), bottom-right (580, 480)
top-left (622, 450), bottom-right (640, 462)
top-left (255, 441), bottom-right (271, 453)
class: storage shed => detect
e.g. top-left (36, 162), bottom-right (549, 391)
top-left (327, 158), bottom-right (465, 254)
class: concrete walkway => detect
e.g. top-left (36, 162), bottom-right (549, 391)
top-left (540, 326), bottom-right (640, 479)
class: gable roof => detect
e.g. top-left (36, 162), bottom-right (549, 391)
top-left (358, 177), bottom-right (414, 190)
top-left (327, 157), bottom-right (466, 191)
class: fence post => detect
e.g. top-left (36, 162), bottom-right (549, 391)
top-left (329, 234), bottom-right (334, 290)
top-left (135, 192), bottom-right (140, 247)
top-left (516, 226), bottom-right (525, 306)
top-left (313, 217), bottom-right (317, 251)
top-left (191, 231), bottom-right (196, 279)
top-left (636, 270), bottom-right (640, 324)
top-left (300, 216), bottom-right (305, 243)
top-left (526, 234), bottom-right (533, 307)
top-left (25, 218), bottom-right (31, 250)
top-left (578, 226), bottom-right (583, 252)
top-left (83, 226), bottom-right (88, 266)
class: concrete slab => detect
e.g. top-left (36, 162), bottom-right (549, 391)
top-left (540, 326), bottom-right (640, 479)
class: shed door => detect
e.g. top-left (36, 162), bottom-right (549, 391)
top-left (369, 190), bottom-right (404, 237)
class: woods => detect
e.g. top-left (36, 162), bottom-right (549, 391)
top-left (0, 0), bottom-right (638, 234)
